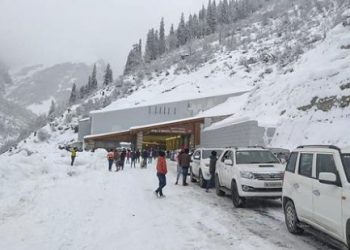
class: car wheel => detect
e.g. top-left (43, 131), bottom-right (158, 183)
top-left (231, 180), bottom-right (245, 208)
top-left (190, 170), bottom-right (196, 182)
top-left (215, 174), bottom-right (225, 196)
top-left (199, 170), bottom-right (207, 188)
top-left (284, 200), bottom-right (304, 234)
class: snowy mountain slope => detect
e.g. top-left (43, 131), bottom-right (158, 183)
top-left (0, 96), bottom-right (36, 148)
top-left (7, 61), bottom-right (105, 111)
top-left (96, 2), bottom-right (350, 149)
top-left (0, 61), bottom-right (12, 93)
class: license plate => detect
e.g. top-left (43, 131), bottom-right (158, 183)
top-left (264, 182), bottom-right (282, 188)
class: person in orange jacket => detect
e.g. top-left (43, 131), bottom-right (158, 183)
top-left (155, 151), bottom-right (167, 197)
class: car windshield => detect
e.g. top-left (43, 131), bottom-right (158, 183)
top-left (341, 154), bottom-right (350, 182)
top-left (236, 151), bottom-right (280, 164)
top-left (202, 150), bottom-right (223, 159)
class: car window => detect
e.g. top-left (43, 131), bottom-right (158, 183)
top-left (298, 153), bottom-right (313, 178)
top-left (316, 154), bottom-right (337, 179)
top-left (202, 150), bottom-right (223, 159)
top-left (235, 150), bottom-right (279, 164)
top-left (193, 151), bottom-right (201, 160)
top-left (286, 152), bottom-right (298, 173)
top-left (221, 150), bottom-right (233, 162)
top-left (341, 154), bottom-right (350, 182)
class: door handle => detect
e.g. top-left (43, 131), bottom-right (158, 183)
top-left (293, 183), bottom-right (299, 189)
top-left (312, 190), bottom-right (320, 196)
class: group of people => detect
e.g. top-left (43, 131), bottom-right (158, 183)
top-left (106, 148), bottom-right (158, 171)
top-left (104, 147), bottom-right (219, 198)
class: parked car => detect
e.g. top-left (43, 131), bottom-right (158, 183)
top-left (190, 148), bottom-right (224, 188)
top-left (282, 145), bottom-right (350, 249)
top-left (215, 146), bottom-right (285, 208)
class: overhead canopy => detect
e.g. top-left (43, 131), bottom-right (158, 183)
top-left (84, 116), bottom-right (206, 143)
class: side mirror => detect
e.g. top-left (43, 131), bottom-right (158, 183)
top-left (193, 156), bottom-right (200, 160)
top-left (224, 159), bottom-right (233, 166)
top-left (319, 172), bottom-right (337, 185)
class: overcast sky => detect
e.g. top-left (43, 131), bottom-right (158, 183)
top-left (0, 0), bottom-right (206, 74)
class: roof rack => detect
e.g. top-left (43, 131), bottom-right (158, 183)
top-left (297, 145), bottom-right (341, 151)
top-left (247, 146), bottom-right (265, 149)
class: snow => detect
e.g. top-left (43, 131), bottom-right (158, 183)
top-left (0, 143), bottom-right (342, 250)
top-left (27, 96), bottom-right (55, 115)
top-left (97, 64), bottom-right (252, 113)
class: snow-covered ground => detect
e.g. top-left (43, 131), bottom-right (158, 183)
top-left (0, 146), bottom-right (347, 250)
top-left (27, 96), bottom-right (55, 115)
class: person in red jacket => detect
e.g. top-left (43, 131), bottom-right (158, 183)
top-left (155, 151), bottom-right (168, 197)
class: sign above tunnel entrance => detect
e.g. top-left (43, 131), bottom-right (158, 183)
top-left (150, 127), bottom-right (192, 134)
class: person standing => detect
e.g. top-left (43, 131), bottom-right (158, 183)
top-left (155, 151), bottom-right (167, 198)
top-left (120, 149), bottom-right (126, 170)
top-left (66, 147), bottom-right (77, 166)
top-left (179, 148), bottom-right (191, 186)
top-left (175, 149), bottom-right (184, 185)
top-left (206, 151), bottom-right (218, 192)
top-left (148, 149), bottom-right (153, 164)
top-left (114, 149), bottom-right (120, 171)
top-left (130, 150), bottom-right (137, 168)
top-left (126, 149), bottom-right (131, 164)
top-left (141, 149), bottom-right (149, 168)
top-left (107, 149), bottom-right (114, 172)
top-left (136, 149), bottom-right (141, 164)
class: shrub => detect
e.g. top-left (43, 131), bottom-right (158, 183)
top-left (37, 129), bottom-right (51, 142)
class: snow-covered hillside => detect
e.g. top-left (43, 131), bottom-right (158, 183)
top-left (7, 61), bottom-right (105, 114)
top-left (97, 2), bottom-right (350, 149)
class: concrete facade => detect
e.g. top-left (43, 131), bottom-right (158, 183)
top-left (200, 120), bottom-right (276, 148)
top-left (88, 92), bottom-right (246, 136)
top-left (78, 118), bottom-right (91, 142)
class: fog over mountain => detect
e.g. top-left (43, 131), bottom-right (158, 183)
top-left (0, 0), bottom-right (206, 74)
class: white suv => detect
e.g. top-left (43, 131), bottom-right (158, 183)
top-left (191, 148), bottom-right (224, 188)
top-left (215, 147), bottom-right (285, 207)
top-left (282, 145), bottom-right (350, 249)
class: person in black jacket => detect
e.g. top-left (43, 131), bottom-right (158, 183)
top-left (206, 151), bottom-right (218, 192)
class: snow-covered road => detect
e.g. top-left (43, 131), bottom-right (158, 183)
top-left (0, 151), bottom-right (346, 250)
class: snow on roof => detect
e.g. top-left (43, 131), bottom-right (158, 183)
top-left (84, 129), bottom-right (130, 140)
top-left (196, 93), bottom-right (250, 117)
top-left (91, 90), bottom-right (250, 114)
top-left (204, 116), bottom-right (251, 131)
top-left (79, 117), bottom-right (90, 122)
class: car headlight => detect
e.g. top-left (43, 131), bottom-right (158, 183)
top-left (240, 171), bottom-right (255, 179)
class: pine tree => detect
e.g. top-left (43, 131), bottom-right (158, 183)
top-left (124, 43), bottom-right (143, 75)
top-left (48, 100), bottom-right (56, 115)
top-left (87, 76), bottom-right (92, 93)
top-left (207, 0), bottom-right (218, 34)
top-left (145, 29), bottom-right (156, 62)
top-left (177, 13), bottom-right (188, 46)
top-left (159, 17), bottom-right (166, 55)
top-left (69, 83), bottom-right (77, 104)
top-left (154, 29), bottom-right (159, 58)
top-left (103, 64), bottom-right (113, 85)
top-left (220, 0), bottom-right (230, 25)
top-left (192, 14), bottom-right (200, 39)
top-left (167, 24), bottom-right (178, 50)
top-left (187, 14), bottom-right (194, 40)
top-left (199, 4), bottom-right (208, 38)
top-left (79, 85), bottom-right (86, 99)
top-left (91, 64), bottom-right (98, 90)
top-left (138, 39), bottom-right (142, 57)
